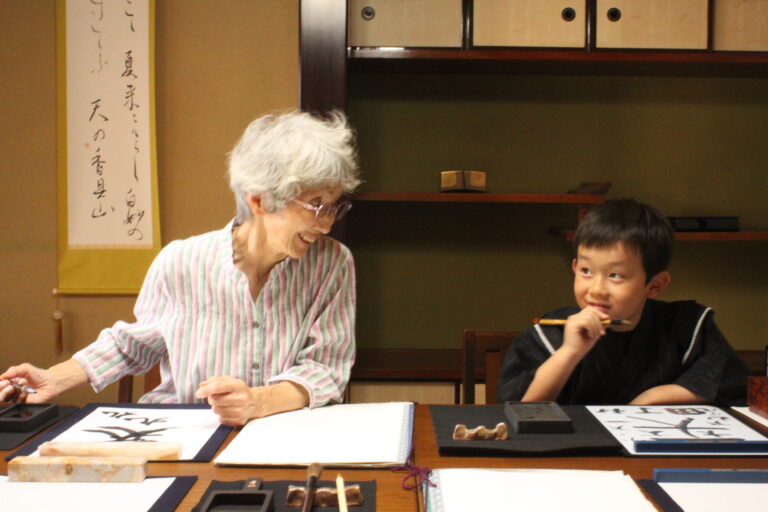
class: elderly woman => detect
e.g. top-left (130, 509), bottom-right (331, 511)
top-left (0, 111), bottom-right (360, 425)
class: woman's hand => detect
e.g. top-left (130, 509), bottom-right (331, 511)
top-left (195, 377), bottom-right (310, 426)
top-left (0, 363), bottom-right (60, 403)
top-left (561, 306), bottom-right (611, 358)
top-left (195, 376), bottom-right (258, 426)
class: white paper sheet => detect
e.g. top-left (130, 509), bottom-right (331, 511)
top-left (427, 468), bottom-right (656, 512)
top-left (65, 0), bottom-right (156, 248)
top-left (659, 481), bottom-right (768, 512)
top-left (31, 406), bottom-right (221, 460)
top-left (215, 402), bottom-right (413, 466)
top-left (586, 405), bottom-right (768, 455)
top-left (0, 476), bottom-right (176, 512)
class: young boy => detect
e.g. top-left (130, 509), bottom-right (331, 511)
top-left (498, 198), bottom-right (748, 406)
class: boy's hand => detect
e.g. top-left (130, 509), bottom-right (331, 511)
top-left (561, 306), bottom-right (611, 357)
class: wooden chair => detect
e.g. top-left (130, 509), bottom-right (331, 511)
top-left (117, 364), bottom-right (161, 402)
top-left (461, 329), bottom-right (521, 405)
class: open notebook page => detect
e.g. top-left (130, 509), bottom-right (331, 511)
top-left (215, 402), bottom-right (413, 467)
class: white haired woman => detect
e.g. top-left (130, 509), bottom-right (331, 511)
top-left (0, 111), bottom-right (360, 425)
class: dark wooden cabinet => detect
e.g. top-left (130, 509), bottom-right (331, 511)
top-left (300, 0), bottom-right (768, 240)
top-left (300, 0), bottom-right (768, 359)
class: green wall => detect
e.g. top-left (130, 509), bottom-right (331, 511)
top-left (347, 72), bottom-right (768, 351)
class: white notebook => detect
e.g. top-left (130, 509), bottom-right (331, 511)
top-left (214, 402), bottom-right (414, 467)
top-left (427, 469), bottom-right (656, 512)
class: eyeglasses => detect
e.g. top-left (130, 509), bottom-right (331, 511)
top-left (291, 198), bottom-right (352, 222)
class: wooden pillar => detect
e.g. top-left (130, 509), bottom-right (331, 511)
top-left (299, 0), bottom-right (347, 114)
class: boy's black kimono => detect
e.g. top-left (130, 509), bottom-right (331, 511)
top-left (497, 299), bottom-right (748, 405)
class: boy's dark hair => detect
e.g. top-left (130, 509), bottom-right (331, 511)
top-left (573, 198), bottom-right (674, 283)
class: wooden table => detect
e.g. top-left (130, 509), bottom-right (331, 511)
top-left (413, 405), bottom-right (768, 476)
top-left (4, 405), bottom-right (767, 511)
top-left (0, 425), bottom-right (418, 512)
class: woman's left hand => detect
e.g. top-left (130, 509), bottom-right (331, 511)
top-left (195, 376), bottom-right (258, 426)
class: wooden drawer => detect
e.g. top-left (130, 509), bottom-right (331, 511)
top-left (473, 0), bottom-right (586, 48)
top-left (596, 0), bottom-right (709, 49)
top-left (714, 0), bottom-right (768, 51)
top-left (348, 0), bottom-right (463, 48)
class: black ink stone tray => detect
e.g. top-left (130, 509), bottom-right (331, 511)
top-left (0, 403), bottom-right (59, 432)
top-left (505, 401), bottom-right (573, 433)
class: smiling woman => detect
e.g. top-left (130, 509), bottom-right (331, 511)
top-left (0, 111), bottom-right (361, 426)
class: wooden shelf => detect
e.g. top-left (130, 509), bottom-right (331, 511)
top-left (348, 48), bottom-right (768, 77)
top-left (350, 48), bottom-right (768, 64)
top-left (353, 191), bottom-right (605, 204)
top-left (553, 228), bottom-right (768, 242)
top-left (674, 231), bottom-right (768, 242)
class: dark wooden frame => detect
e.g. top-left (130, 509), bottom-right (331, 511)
top-left (461, 329), bottom-right (522, 404)
top-left (299, 0), bottom-right (347, 114)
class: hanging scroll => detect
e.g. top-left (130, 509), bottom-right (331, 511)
top-left (57, 0), bottom-right (160, 294)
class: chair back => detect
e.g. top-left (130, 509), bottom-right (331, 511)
top-left (462, 329), bottom-right (521, 404)
top-left (117, 364), bottom-right (161, 402)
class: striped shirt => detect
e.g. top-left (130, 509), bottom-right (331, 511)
top-left (74, 221), bottom-right (356, 407)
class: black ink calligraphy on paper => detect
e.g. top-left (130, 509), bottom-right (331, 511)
top-left (100, 410), bottom-right (168, 426)
top-left (84, 425), bottom-right (171, 442)
top-left (89, 0), bottom-right (105, 74)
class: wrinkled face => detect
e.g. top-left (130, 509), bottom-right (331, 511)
top-left (262, 186), bottom-right (342, 260)
top-left (572, 242), bottom-right (655, 331)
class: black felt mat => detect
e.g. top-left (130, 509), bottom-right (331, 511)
top-left (192, 479), bottom-right (376, 512)
top-left (430, 405), bottom-right (622, 456)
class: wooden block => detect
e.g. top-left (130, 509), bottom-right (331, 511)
top-left (8, 456), bottom-right (146, 482)
top-left (748, 376), bottom-right (768, 420)
top-left (39, 441), bottom-right (182, 460)
top-left (440, 170), bottom-right (486, 192)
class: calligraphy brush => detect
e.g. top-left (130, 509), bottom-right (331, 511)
top-left (336, 473), bottom-right (349, 512)
top-left (6, 381), bottom-right (36, 403)
top-left (534, 318), bottom-right (632, 326)
top-left (301, 462), bottom-right (323, 512)
top-left (11, 381), bottom-right (37, 394)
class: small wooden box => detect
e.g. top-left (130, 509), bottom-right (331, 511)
top-left (440, 171), bottom-right (486, 192)
top-left (713, 0), bottom-right (768, 51)
top-left (473, 0), bottom-right (586, 48)
top-left (595, 0), bottom-right (708, 49)
top-left (348, 0), bottom-right (463, 48)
